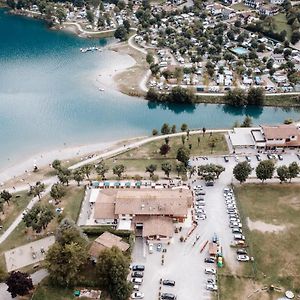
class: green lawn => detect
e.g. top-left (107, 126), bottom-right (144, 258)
top-left (235, 184), bottom-right (300, 290)
top-left (272, 13), bottom-right (292, 40)
top-left (102, 132), bottom-right (228, 178)
top-left (231, 3), bottom-right (249, 11)
top-left (0, 191), bottom-right (32, 231)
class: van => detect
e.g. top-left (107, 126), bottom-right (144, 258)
top-left (149, 243), bottom-right (154, 254)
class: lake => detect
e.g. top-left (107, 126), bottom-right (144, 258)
top-left (0, 9), bottom-right (299, 169)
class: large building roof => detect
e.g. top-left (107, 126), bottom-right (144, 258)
top-left (142, 217), bottom-right (174, 238)
top-left (114, 189), bottom-right (192, 216)
top-left (94, 190), bottom-right (117, 220)
top-left (89, 231), bottom-right (129, 258)
top-left (262, 125), bottom-right (299, 140)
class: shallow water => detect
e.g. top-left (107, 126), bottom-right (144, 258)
top-left (0, 9), bottom-right (300, 169)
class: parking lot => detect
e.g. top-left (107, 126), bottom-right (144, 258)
top-left (131, 151), bottom-right (300, 299)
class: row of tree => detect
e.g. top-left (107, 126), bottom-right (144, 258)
top-left (146, 86), bottom-right (196, 104)
top-left (224, 87), bottom-right (266, 107)
top-left (233, 160), bottom-right (300, 183)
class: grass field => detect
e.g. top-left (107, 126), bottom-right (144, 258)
top-left (234, 184), bottom-right (300, 291)
top-left (101, 132), bottom-right (228, 178)
top-left (272, 13), bottom-right (292, 40)
top-left (0, 191), bottom-right (32, 231)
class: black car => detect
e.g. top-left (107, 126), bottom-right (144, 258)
top-left (236, 249), bottom-right (247, 255)
top-left (224, 156), bottom-right (229, 162)
top-left (205, 181), bottom-right (214, 187)
top-left (278, 154), bottom-right (283, 160)
top-left (161, 293), bottom-right (177, 300)
top-left (132, 265), bottom-right (145, 271)
top-left (256, 154), bottom-right (261, 161)
top-left (204, 257), bottom-right (215, 263)
top-left (132, 271), bottom-right (144, 278)
top-left (162, 280), bottom-right (176, 286)
top-left (245, 156), bottom-right (251, 162)
top-left (297, 154), bottom-right (300, 160)
top-left (267, 154), bottom-right (273, 160)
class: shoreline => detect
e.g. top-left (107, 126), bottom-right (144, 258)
top-left (0, 136), bottom-right (146, 185)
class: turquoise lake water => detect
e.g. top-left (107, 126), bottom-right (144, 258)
top-left (0, 9), bottom-right (300, 169)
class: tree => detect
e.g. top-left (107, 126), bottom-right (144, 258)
top-left (160, 143), bottom-right (170, 156)
top-left (45, 218), bottom-right (88, 287)
top-left (123, 19), bottom-right (130, 33)
top-left (96, 162), bottom-right (109, 179)
top-left (161, 163), bottom-right (172, 178)
top-left (114, 25), bottom-right (128, 41)
top-left (146, 53), bottom-right (154, 65)
top-left (181, 123), bottom-right (188, 132)
top-left (80, 164), bottom-right (93, 179)
top-left (145, 164), bottom-right (157, 178)
top-left (247, 87), bottom-right (265, 106)
top-left (202, 127), bottom-right (206, 136)
top-left (161, 123), bottom-right (170, 135)
top-left (241, 115), bottom-right (253, 127)
top-left (198, 164), bottom-right (225, 181)
top-left (224, 88), bottom-right (247, 107)
top-left (96, 247), bottom-right (132, 300)
top-left (176, 146), bottom-right (190, 166)
top-left (181, 135), bottom-right (186, 145)
top-left (23, 203), bottom-right (54, 233)
top-left (233, 161), bottom-right (252, 183)
top-left (46, 241), bottom-right (87, 287)
top-left (113, 164), bottom-right (125, 179)
top-left (291, 30), bottom-right (300, 45)
top-left (52, 159), bottom-right (62, 170)
top-left (277, 165), bottom-right (289, 183)
top-left (73, 169), bottom-right (84, 186)
top-left (168, 86), bottom-right (195, 103)
top-left (288, 161), bottom-right (300, 182)
top-left (176, 163), bottom-right (186, 177)
top-left (29, 181), bottom-right (45, 200)
top-left (6, 271), bottom-right (33, 298)
top-left (171, 125), bottom-right (176, 133)
top-left (256, 160), bottom-right (275, 183)
top-left (187, 165), bottom-right (197, 179)
top-left (208, 138), bottom-right (217, 154)
top-left (117, 0), bottom-right (126, 10)
top-left (152, 128), bottom-right (158, 136)
top-left (55, 6), bottom-right (67, 24)
top-left (50, 183), bottom-right (66, 202)
top-left (0, 190), bottom-right (12, 205)
top-left (58, 168), bottom-right (71, 186)
top-left (86, 10), bottom-right (94, 24)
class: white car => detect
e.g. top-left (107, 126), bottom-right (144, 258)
top-left (131, 292), bottom-right (144, 299)
top-left (206, 284), bottom-right (218, 291)
top-left (205, 268), bottom-right (216, 275)
top-left (131, 278), bottom-right (143, 285)
top-left (237, 255), bottom-right (250, 262)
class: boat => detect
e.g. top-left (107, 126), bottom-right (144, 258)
top-left (98, 88), bottom-right (104, 92)
top-left (80, 46), bottom-right (102, 53)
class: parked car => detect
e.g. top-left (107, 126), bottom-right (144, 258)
top-left (131, 278), bottom-right (143, 285)
top-left (230, 222), bottom-right (242, 228)
top-left (232, 228), bottom-right (242, 234)
top-left (235, 155), bottom-right (239, 162)
top-left (206, 284), bottom-right (218, 291)
top-left (236, 249), bottom-right (247, 255)
top-left (157, 243), bottom-right (162, 252)
top-left (160, 293), bottom-right (177, 300)
top-left (233, 234), bottom-right (245, 241)
top-left (131, 292), bottom-right (144, 299)
top-left (267, 154), bottom-right (273, 160)
top-left (205, 268), bottom-right (216, 275)
top-left (224, 156), bottom-right (229, 162)
top-left (148, 243), bottom-right (153, 254)
top-left (132, 272), bottom-right (144, 278)
top-left (256, 154), bottom-right (261, 161)
top-left (245, 156), bottom-right (251, 162)
top-left (237, 255), bottom-right (250, 262)
top-left (131, 265), bottom-right (145, 271)
top-left (296, 154), bottom-right (300, 160)
top-left (207, 278), bottom-right (216, 284)
top-left (204, 258), bottom-right (215, 263)
top-left (133, 285), bottom-right (139, 291)
top-left (206, 181), bottom-right (214, 187)
top-left (162, 280), bottom-right (175, 286)
top-left (278, 154), bottom-right (283, 160)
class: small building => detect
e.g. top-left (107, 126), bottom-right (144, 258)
top-left (270, 0), bottom-right (284, 4)
top-left (244, 0), bottom-right (263, 8)
top-left (229, 127), bottom-right (257, 149)
top-left (259, 4), bottom-right (279, 16)
top-left (89, 231), bottom-right (130, 260)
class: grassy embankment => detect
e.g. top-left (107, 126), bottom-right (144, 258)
top-left (90, 132), bottom-right (228, 180)
top-left (218, 184), bottom-right (300, 299)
